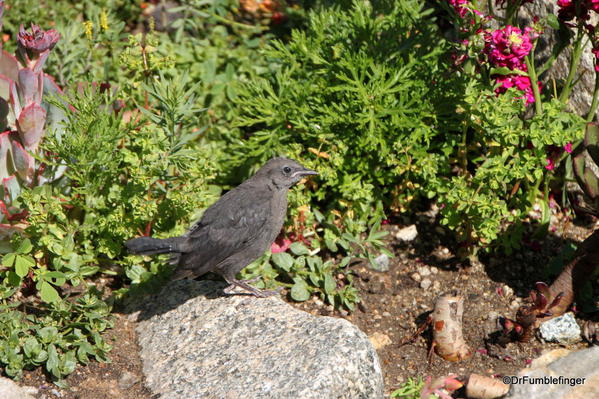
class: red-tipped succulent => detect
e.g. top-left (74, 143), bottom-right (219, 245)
top-left (502, 282), bottom-right (566, 342)
top-left (16, 23), bottom-right (60, 70)
top-left (0, 2), bottom-right (66, 237)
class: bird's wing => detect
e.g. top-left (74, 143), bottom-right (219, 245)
top-left (181, 184), bottom-right (272, 261)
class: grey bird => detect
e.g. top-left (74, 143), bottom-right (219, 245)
top-left (124, 157), bottom-right (318, 297)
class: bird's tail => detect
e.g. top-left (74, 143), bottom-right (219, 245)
top-left (125, 236), bottom-right (184, 256)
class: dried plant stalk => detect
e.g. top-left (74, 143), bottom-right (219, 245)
top-left (514, 230), bottom-right (599, 341)
top-left (466, 374), bottom-right (510, 399)
top-left (432, 294), bottom-right (472, 361)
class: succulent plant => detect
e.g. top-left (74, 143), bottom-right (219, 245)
top-left (0, 0), bottom-right (66, 236)
top-left (572, 123), bottom-right (599, 215)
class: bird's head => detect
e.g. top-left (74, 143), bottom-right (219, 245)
top-left (256, 157), bottom-right (318, 189)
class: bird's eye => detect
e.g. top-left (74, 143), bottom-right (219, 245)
top-left (283, 166), bottom-right (292, 174)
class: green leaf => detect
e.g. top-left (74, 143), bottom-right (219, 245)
top-left (14, 255), bottom-right (35, 278)
top-left (289, 242), bottom-right (310, 256)
top-left (16, 239), bottom-right (33, 254)
top-left (40, 281), bottom-right (61, 303)
top-left (38, 326), bottom-right (59, 343)
top-left (325, 238), bottom-right (338, 252)
top-left (490, 67), bottom-right (527, 77)
top-left (546, 14), bottom-right (560, 30)
top-left (2, 252), bottom-right (16, 267)
top-left (323, 273), bottom-right (336, 294)
top-left (271, 252), bottom-right (294, 272)
top-left (6, 271), bottom-right (21, 287)
top-left (290, 280), bottom-right (310, 301)
top-left (338, 256), bottom-right (351, 268)
top-left (46, 344), bottom-right (59, 378)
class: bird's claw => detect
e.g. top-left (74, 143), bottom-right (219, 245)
top-left (223, 279), bottom-right (282, 298)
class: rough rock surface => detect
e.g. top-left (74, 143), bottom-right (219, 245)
top-left (0, 378), bottom-right (37, 399)
top-left (518, 2), bottom-right (598, 118)
top-left (131, 280), bottom-right (384, 399)
top-left (506, 346), bottom-right (599, 399)
top-left (539, 312), bottom-right (582, 344)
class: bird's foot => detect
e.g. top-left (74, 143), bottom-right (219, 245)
top-left (223, 278), bottom-right (282, 298)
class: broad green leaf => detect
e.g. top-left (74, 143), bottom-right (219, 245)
top-left (16, 239), bottom-right (33, 254)
top-left (271, 252), bottom-right (294, 272)
top-left (290, 280), bottom-right (310, 301)
top-left (2, 252), bottom-right (16, 267)
top-left (14, 255), bottom-right (35, 278)
top-left (6, 271), bottom-right (21, 287)
top-left (40, 281), bottom-right (61, 303)
top-left (289, 242), bottom-right (310, 256)
top-left (38, 326), bottom-right (59, 343)
top-left (325, 238), bottom-right (338, 252)
top-left (324, 273), bottom-right (336, 294)
top-left (546, 14), bottom-right (560, 30)
top-left (46, 344), bottom-right (59, 378)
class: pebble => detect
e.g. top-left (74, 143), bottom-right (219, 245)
top-left (420, 278), bottom-right (432, 290)
top-left (539, 313), bottom-right (582, 344)
top-left (118, 371), bottom-right (140, 390)
top-left (382, 311), bottom-right (391, 317)
top-left (502, 284), bottom-right (514, 298)
top-left (372, 254), bottom-right (390, 272)
top-left (395, 225), bottom-right (418, 241)
top-left (410, 272), bottom-right (422, 282)
top-left (416, 265), bottom-right (431, 276)
top-left (432, 280), bottom-right (441, 291)
top-left (368, 332), bottom-right (392, 350)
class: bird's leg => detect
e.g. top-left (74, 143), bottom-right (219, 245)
top-left (222, 278), bottom-right (281, 298)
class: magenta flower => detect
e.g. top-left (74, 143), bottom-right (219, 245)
top-left (545, 158), bottom-right (555, 170)
top-left (484, 26), bottom-right (535, 70)
top-left (494, 75), bottom-right (540, 104)
top-left (271, 237), bottom-right (292, 253)
top-left (588, 0), bottom-right (599, 13)
top-left (448, 0), bottom-right (470, 18)
top-left (593, 48), bottom-right (599, 72)
top-left (17, 24), bottom-right (60, 66)
top-left (564, 142), bottom-right (573, 153)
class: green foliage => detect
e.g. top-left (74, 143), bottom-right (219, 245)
top-left (390, 377), bottom-right (426, 399)
top-left (240, 208), bottom-right (390, 310)
top-left (230, 0), bottom-right (586, 254)
top-left (232, 0), bottom-right (446, 213)
top-left (0, 282), bottom-right (112, 381)
top-left (0, 75), bottom-right (217, 380)
top-left (433, 85), bottom-right (584, 250)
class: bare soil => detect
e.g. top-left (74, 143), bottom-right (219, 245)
top-left (21, 208), bottom-right (598, 399)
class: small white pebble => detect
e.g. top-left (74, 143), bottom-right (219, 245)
top-left (420, 278), bottom-right (432, 290)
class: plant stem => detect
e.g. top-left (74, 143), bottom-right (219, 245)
top-left (586, 71), bottom-right (599, 122)
top-left (505, 0), bottom-right (522, 26)
top-left (460, 123), bottom-right (468, 175)
top-left (526, 53), bottom-right (542, 115)
top-left (559, 28), bottom-right (585, 104)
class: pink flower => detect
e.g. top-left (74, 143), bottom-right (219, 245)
top-left (588, 0), bottom-right (599, 13)
top-left (271, 236), bottom-right (292, 253)
top-left (564, 142), bottom-right (573, 153)
top-left (448, 0), bottom-right (470, 18)
top-left (545, 158), bottom-right (555, 170)
top-left (484, 26), bottom-right (534, 70)
top-left (593, 48), bottom-right (599, 72)
top-left (494, 75), bottom-right (540, 104)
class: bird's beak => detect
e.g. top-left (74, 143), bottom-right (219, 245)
top-left (292, 168), bottom-right (318, 179)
